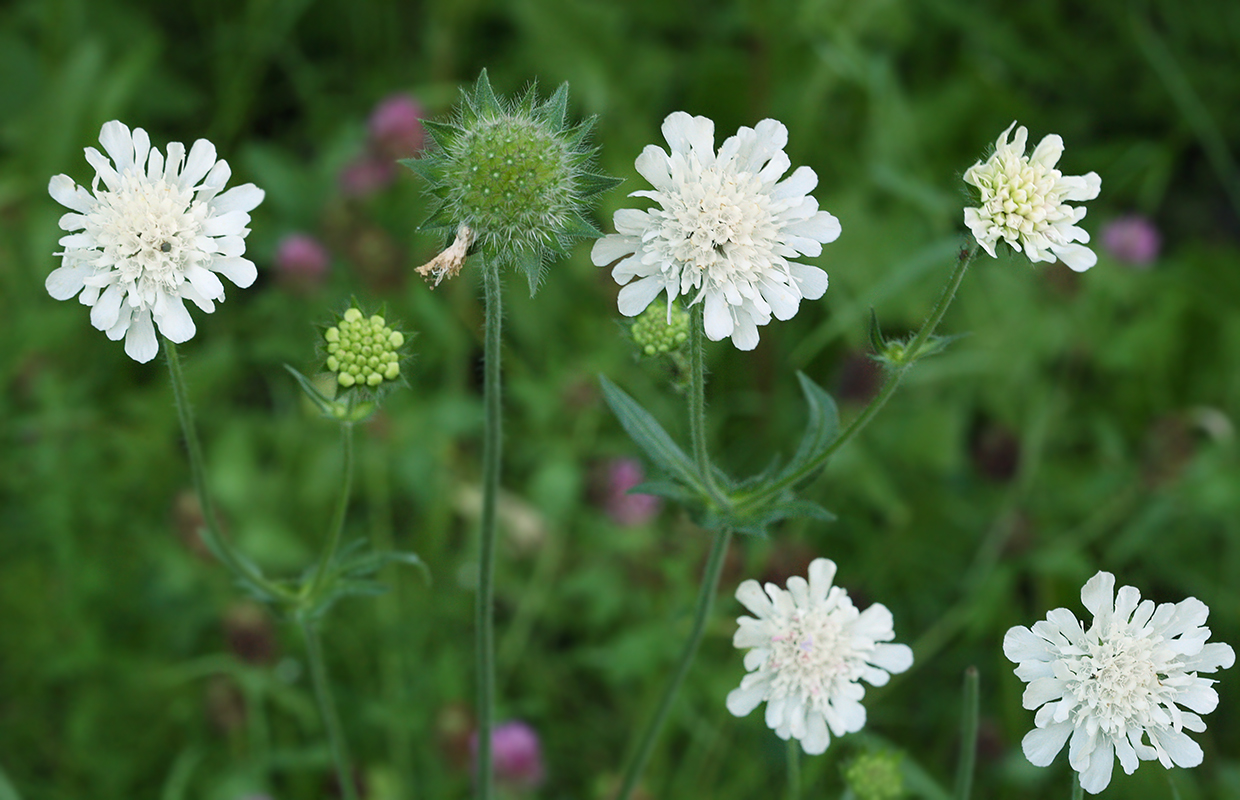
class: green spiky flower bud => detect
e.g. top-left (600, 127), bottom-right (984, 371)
top-left (402, 69), bottom-right (620, 295)
top-left (631, 302), bottom-right (690, 356)
top-left (842, 750), bottom-right (905, 800)
top-left (324, 307), bottom-right (406, 390)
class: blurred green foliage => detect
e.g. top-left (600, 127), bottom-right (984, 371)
top-left (1, 0), bottom-right (1238, 798)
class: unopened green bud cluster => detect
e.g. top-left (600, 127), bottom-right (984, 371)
top-left (631, 302), bottom-right (690, 356)
top-left (325, 308), bottom-right (404, 389)
top-left (842, 750), bottom-right (905, 800)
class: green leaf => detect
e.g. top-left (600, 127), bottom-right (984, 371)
top-left (284, 364), bottom-right (334, 417)
top-left (559, 210), bottom-right (603, 240)
top-left (627, 479), bottom-right (695, 505)
top-left (421, 118), bottom-right (460, 148)
top-left (599, 375), bottom-right (709, 499)
top-left (399, 155), bottom-right (440, 182)
top-left (471, 68), bottom-right (502, 115)
top-left (511, 247), bottom-right (545, 297)
top-left (868, 307), bottom-right (886, 352)
top-left (787, 371), bottom-right (840, 474)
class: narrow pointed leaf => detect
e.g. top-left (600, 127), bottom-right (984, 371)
top-left (512, 247), bottom-right (545, 297)
top-left (599, 375), bottom-right (708, 497)
top-left (472, 68), bottom-right (503, 114)
top-left (399, 156), bottom-right (440, 182)
top-left (284, 364), bottom-right (336, 417)
top-left (559, 211), bottom-right (604, 240)
top-left (543, 82), bottom-right (569, 129)
top-left (787, 371), bottom-right (840, 472)
top-left (421, 119), bottom-right (461, 148)
top-left (578, 170), bottom-right (623, 196)
top-left (869, 307), bottom-right (886, 352)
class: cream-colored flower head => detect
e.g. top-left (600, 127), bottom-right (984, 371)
top-left (727, 558), bottom-right (913, 754)
top-left (964, 122), bottom-right (1101, 271)
top-left (47, 121), bottom-right (264, 362)
top-left (1004, 571), bottom-right (1234, 794)
top-left (593, 112), bottom-right (840, 351)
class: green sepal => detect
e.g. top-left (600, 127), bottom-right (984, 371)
top-left (543, 82), bottom-right (570, 129)
top-left (298, 540), bottom-right (429, 623)
top-left (868, 307), bottom-right (886, 352)
top-left (706, 498), bottom-right (837, 538)
top-left (565, 116), bottom-right (598, 150)
top-left (911, 331), bottom-right (970, 360)
top-left (784, 371), bottom-right (840, 477)
top-left (511, 247), bottom-right (546, 297)
top-left (284, 364), bottom-right (378, 423)
top-left (470, 68), bottom-right (503, 115)
top-left (285, 364), bottom-right (335, 417)
top-left (420, 119), bottom-right (462, 149)
top-left (577, 169), bottom-right (622, 197)
top-left (627, 479), bottom-right (695, 506)
top-left (599, 375), bottom-right (710, 500)
top-left (399, 155), bottom-right (443, 182)
top-left (559, 210), bottom-right (604, 240)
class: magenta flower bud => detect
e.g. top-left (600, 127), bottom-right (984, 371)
top-left (471, 720), bottom-right (546, 790)
top-left (368, 93), bottom-right (426, 160)
top-left (339, 155), bottom-right (396, 197)
top-left (274, 233), bottom-right (330, 286)
top-left (604, 457), bottom-right (661, 526)
top-left (1101, 214), bottom-right (1161, 266)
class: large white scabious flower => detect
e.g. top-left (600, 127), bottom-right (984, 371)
top-left (726, 558), bottom-right (913, 754)
top-left (1003, 571), bottom-right (1235, 795)
top-left (964, 122), bottom-right (1101, 272)
top-left (592, 112), bottom-right (840, 351)
top-left (47, 121), bottom-right (264, 363)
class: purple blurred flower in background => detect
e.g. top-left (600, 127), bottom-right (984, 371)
top-left (339, 155), bottom-right (397, 197)
top-left (471, 720), bottom-right (546, 791)
top-left (603, 457), bottom-right (661, 526)
top-left (273, 233), bottom-right (330, 289)
top-left (369, 93), bottom-right (426, 161)
top-left (1101, 214), bottom-right (1161, 267)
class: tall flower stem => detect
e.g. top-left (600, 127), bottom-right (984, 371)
top-left (164, 340), bottom-right (293, 603)
top-left (616, 527), bottom-right (733, 800)
top-left (308, 422), bottom-right (355, 598)
top-left (616, 323), bottom-right (731, 800)
top-left (733, 244), bottom-right (977, 513)
top-left (785, 739), bottom-right (802, 800)
top-left (300, 618), bottom-right (358, 800)
top-left (954, 666), bottom-right (980, 800)
top-left (1071, 776), bottom-right (1084, 800)
top-left (476, 257), bottom-right (504, 800)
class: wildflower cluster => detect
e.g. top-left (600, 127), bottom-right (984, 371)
top-left (324, 308), bottom-right (405, 389)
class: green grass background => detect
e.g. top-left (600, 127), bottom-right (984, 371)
top-left (1, 0), bottom-right (1239, 797)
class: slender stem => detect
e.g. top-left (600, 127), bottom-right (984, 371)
top-left (300, 619), bottom-right (357, 800)
top-left (734, 244), bottom-right (977, 511)
top-left (615, 527), bottom-right (733, 800)
top-left (476, 257), bottom-right (504, 800)
top-left (1071, 774), bottom-right (1084, 800)
top-left (954, 666), bottom-right (980, 800)
top-left (164, 340), bottom-right (293, 602)
top-left (688, 305), bottom-right (711, 486)
top-left (785, 738), bottom-right (802, 800)
top-left (308, 422), bottom-right (355, 597)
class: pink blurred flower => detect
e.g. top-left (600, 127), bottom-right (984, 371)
top-left (604, 457), bottom-right (661, 526)
top-left (369, 93), bottom-right (426, 161)
top-left (273, 233), bottom-right (329, 287)
top-left (1101, 214), bottom-right (1161, 266)
top-left (471, 720), bottom-right (546, 791)
top-left (339, 154), bottom-right (397, 197)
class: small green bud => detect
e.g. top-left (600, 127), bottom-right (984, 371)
top-left (842, 750), bottom-right (905, 800)
top-left (631, 301), bottom-right (691, 357)
top-left (323, 305), bottom-right (409, 398)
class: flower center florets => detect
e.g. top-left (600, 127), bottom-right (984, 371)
top-left (767, 608), bottom-right (856, 705)
top-left (1065, 631), bottom-right (1164, 734)
top-left (976, 154), bottom-right (1068, 240)
top-left (89, 170), bottom-right (205, 297)
top-left (655, 166), bottom-right (779, 283)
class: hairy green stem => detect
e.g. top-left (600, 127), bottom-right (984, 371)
top-left (300, 619), bottom-right (357, 800)
top-left (954, 667), bottom-right (980, 800)
top-left (1071, 775), bottom-right (1084, 800)
top-left (786, 738), bottom-right (802, 800)
top-left (476, 257), bottom-right (503, 800)
top-left (615, 527), bottom-right (733, 800)
top-left (734, 244), bottom-right (977, 512)
top-left (688, 305), bottom-right (712, 488)
top-left (308, 422), bottom-right (355, 598)
top-left (164, 340), bottom-right (292, 602)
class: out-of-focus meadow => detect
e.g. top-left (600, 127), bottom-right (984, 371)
top-left (1, 0), bottom-right (1239, 798)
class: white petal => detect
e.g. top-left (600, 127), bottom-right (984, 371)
top-left (89, 284), bottom-right (125, 331)
top-left (806, 559), bottom-right (837, 603)
top-left (730, 315), bottom-right (759, 351)
top-left (1021, 722), bottom-right (1072, 767)
top-left (785, 210), bottom-right (841, 248)
top-left (210, 182), bottom-right (264, 214)
top-left (800, 710), bottom-right (830, 755)
top-left (661, 112), bottom-right (715, 162)
top-left (49, 175), bottom-right (93, 213)
top-left (726, 684), bottom-right (767, 717)
top-left (788, 263), bottom-right (828, 301)
top-left (735, 579), bottom-right (776, 619)
top-left (83, 147), bottom-right (120, 191)
top-left (1078, 737), bottom-right (1114, 794)
top-left (202, 210), bottom-right (252, 237)
top-left (592, 235), bottom-right (640, 266)
top-left (634, 145), bottom-right (674, 192)
top-left (760, 276), bottom-right (800, 321)
top-left (180, 139), bottom-right (218, 187)
top-left (1029, 134), bottom-right (1064, 169)
top-left (616, 276), bottom-right (665, 317)
top-left (1080, 571), bottom-right (1115, 619)
top-left (98, 120), bottom-right (135, 175)
top-left (45, 264), bottom-right (92, 300)
top-left (1051, 242), bottom-right (1097, 272)
top-left (1153, 727), bottom-right (1203, 768)
top-left (772, 165), bottom-right (818, 201)
top-left (124, 309), bottom-right (159, 363)
top-left (154, 293), bottom-right (196, 343)
top-left (210, 256), bottom-right (258, 288)
top-left (1004, 626), bottom-right (1050, 663)
top-left (702, 291), bottom-right (733, 342)
top-left (184, 264), bottom-right (225, 302)
top-left (869, 643), bottom-right (913, 675)
top-left (1059, 172), bottom-right (1101, 202)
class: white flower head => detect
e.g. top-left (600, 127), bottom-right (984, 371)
top-left (592, 112), bottom-right (841, 351)
top-left (1003, 571), bottom-right (1235, 795)
top-left (47, 121), bottom-right (265, 363)
top-left (726, 558), bottom-right (913, 754)
top-left (964, 121), bottom-right (1101, 272)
